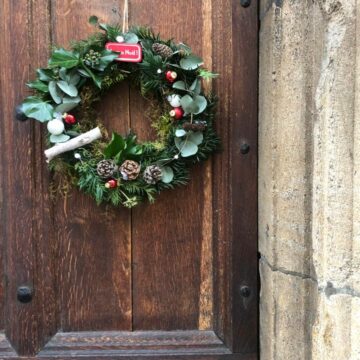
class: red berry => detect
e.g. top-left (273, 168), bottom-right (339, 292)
top-left (169, 107), bottom-right (184, 120)
top-left (166, 70), bottom-right (177, 83)
top-left (105, 179), bottom-right (118, 189)
top-left (64, 114), bottom-right (76, 125)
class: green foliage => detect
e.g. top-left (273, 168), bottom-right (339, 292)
top-left (104, 133), bottom-right (143, 163)
top-left (49, 49), bottom-right (80, 69)
top-left (18, 23), bottom-right (220, 208)
top-left (21, 96), bottom-right (53, 122)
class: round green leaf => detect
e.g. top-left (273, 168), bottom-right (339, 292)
top-left (188, 131), bottom-right (203, 145)
top-left (175, 129), bottom-right (187, 137)
top-left (180, 95), bottom-right (200, 114)
top-left (50, 134), bottom-right (70, 143)
top-left (180, 55), bottom-right (204, 70)
top-left (124, 33), bottom-right (139, 44)
top-left (193, 95), bottom-right (207, 114)
top-left (180, 141), bottom-right (198, 157)
top-left (173, 81), bottom-right (187, 90)
top-left (161, 166), bottom-right (174, 184)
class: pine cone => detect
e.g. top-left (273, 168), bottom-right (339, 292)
top-left (143, 165), bottom-right (163, 185)
top-left (97, 160), bottom-right (118, 179)
top-left (152, 43), bottom-right (173, 59)
top-left (182, 121), bottom-right (207, 132)
top-left (120, 160), bottom-right (141, 180)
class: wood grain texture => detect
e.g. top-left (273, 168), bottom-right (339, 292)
top-left (0, 0), bottom-right (57, 355)
top-left (129, 0), bottom-right (212, 331)
top-left (212, 0), bottom-right (259, 353)
top-left (51, 0), bottom-right (132, 332)
top-left (0, 0), bottom-right (258, 357)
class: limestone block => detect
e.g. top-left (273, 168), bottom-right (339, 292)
top-left (260, 260), bottom-right (317, 360)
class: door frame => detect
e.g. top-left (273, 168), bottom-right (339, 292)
top-left (0, 0), bottom-right (258, 358)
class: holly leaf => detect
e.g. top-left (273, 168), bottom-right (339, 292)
top-left (57, 80), bottom-right (78, 97)
top-left (22, 96), bottom-right (53, 122)
top-left (49, 81), bottom-right (62, 104)
top-left (104, 132), bottom-right (126, 159)
top-left (161, 166), bottom-right (174, 184)
top-left (50, 134), bottom-right (70, 143)
top-left (180, 55), bottom-right (204, 70)
top-left (26, 80), bottom-right (49, 93)
top-left (49, 48), bottom-right (80, 69)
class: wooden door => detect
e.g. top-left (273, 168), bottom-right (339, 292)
top-left (0, 0), bottom-right (258, 358)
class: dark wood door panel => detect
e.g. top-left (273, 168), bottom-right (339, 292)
top-left (0, 0), bottom-right (258, 358)
top-left (130, 0), bottom-right (212, 331)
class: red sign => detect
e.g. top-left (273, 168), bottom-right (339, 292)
top-left (105, 43), bottom-right (142, 63)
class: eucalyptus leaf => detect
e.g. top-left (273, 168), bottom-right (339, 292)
top-left (50, 134), bottom-right (70, 143)
top-left (173, 81), bottom-right (187, 90)
top-left (49, 81), bottom-right (62, 104)
top-left (189, 78), bottom-right (201, 95)
top-left (180, 140), bottom-right (198, 157)
top-left (161, 166), bottom-right (174, 184)
top-left (57, 81), bottom-right (78, 97)
top-left (124, 32), bottom-right (139, 44)
top-left (65, 130), bottom-right (80, 137)
top-left (180, 55), bottom-right (204, 70)
top-left (175, 129), bottom-right (187, 137)
top-left (26, 80), bottom-right (49, 93)
top-left (22, 96), bottom-right (53, 122)
top-left (187, 131), bottom-right (203, 145)
top-left (193, 95), bottom-right (207, 114)
top-left (180, 95), bottom-right (200, 114)
top-left (49, 48), bottom-right (80, 69)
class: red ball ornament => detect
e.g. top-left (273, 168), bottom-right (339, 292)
top-left (166, 70), bottom-right (177, 83)
top-left (64, 114), bottom-right (76, 125)
top-left (105, 179), bottom-right (118, 189)
top-left (169, 107), bottom-right (184, 120)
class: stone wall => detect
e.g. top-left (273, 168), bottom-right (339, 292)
top-left (259, 0), bottom-right (360, 358)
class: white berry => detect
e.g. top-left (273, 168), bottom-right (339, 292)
top-left (157, 69), bottom-right (162, 74)
top-left (167, 94), bottom-right (181, 108)
top-left (116, 35), bottom-right (125, 43)
top-left (74, 153), bottom-right (82, 160)
top-left (47, 119), bottom-right (65, 135)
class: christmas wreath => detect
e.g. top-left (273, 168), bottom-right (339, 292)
top-left (16, 17), bottom-right (220, 208)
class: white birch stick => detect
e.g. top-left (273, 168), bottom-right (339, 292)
top-left (44, 127), bottom-right (102, 162)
